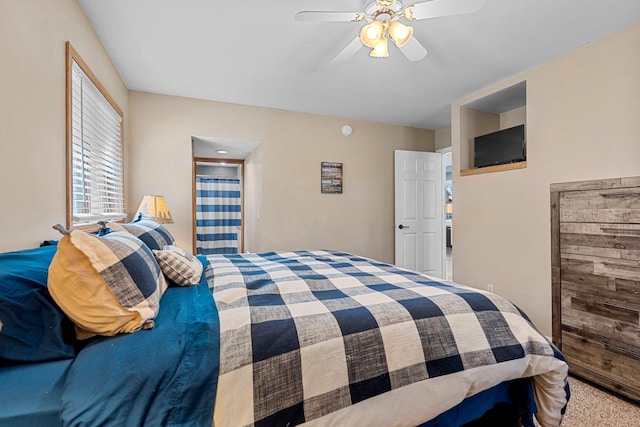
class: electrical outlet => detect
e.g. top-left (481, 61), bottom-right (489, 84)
top-left (487, 283), bottom-right (495, 293)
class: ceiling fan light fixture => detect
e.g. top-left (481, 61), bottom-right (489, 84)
top-left (298, 0), bottom-right (486, 63)
top-left (370, 36), bottom-right (389, 58)
top-left (388, 21), bottom-right (413, 47)
top-left (360, 21), bottom-right (384, 48)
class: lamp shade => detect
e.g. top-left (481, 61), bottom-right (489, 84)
top-left (388, 22), bottom-right (413, 48)
top-left (370, 36), bottom-right (389, 58)
top-left (360, 21), bottom-right (384, 48)
top-left (135, 195), bottom-right (174, 224)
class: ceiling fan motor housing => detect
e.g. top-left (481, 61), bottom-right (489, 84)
top-left (365, 0), bottom-right (404, 16)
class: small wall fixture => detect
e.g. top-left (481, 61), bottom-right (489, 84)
top-left (135, 195), bottom-right (174, 224)
top-left (341, 125), bottom-right (353, 136)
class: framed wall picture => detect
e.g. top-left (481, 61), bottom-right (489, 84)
top-left (321, 162), bottom-right (343, 194)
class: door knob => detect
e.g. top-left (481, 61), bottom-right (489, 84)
top-left (398, 224), bottom-right (410, 229)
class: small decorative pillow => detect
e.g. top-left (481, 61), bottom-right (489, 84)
top-left (48, 226), bottom-right (167, 340)
top-left (153, 245), bottom-right (203, 287)
top-left (109, 216), bottom-right (175, 250)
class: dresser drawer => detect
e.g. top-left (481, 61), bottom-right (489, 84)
top-left (561, 329), bottom-right (640, 401)
top-left (560, 222), bottom-right (640, 262)
top-left (559, 187), bottom-right (640, 224)
top-left (561, 286), bottom-right (640, 402)
top-left (561, 288), bottom-right (640, 343)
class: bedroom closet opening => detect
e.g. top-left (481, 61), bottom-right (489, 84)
top-left (193, 158), bottom-right (244, 255)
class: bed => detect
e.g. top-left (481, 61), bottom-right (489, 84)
top-left (0, 244), bottom-right (569, 426)
top-left (206, 250), bottom-right (569, 427)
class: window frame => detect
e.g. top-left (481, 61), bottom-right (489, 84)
top-left (65, 41), bottom-right (125, 231)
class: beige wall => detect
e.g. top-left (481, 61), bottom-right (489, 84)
top-left (0, 0), bottom-right (129, 251)
top-left (452, 23), bottom-right (640, 336)
top-left (129, 92), bottom-right (434, 263)
top-left (459, 108), bottom-right (500, 170)
top-left (244, 146), bottom-right (262, 255)
top-left (500, 106), bottom-right (526, 129)
top-left (435, 126), bottom-right (452, 150)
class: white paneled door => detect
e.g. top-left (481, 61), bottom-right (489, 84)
top-left (394, 150), bottom-right (444, 278)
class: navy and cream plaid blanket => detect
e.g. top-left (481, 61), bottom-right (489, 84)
top-left (207, 251), bottom-right (569, 427)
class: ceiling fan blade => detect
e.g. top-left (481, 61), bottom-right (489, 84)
top-left (295, 11), bottom-right (364, 22)
top-left (408, 0), bottom-right (484, 21)
top-left (331, 36), bottom-right (364, 64)
top-left (399, 37), bottom-right (428, 61)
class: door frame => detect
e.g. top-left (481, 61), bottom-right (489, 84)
top-left (192, 156), bottom-right (245, 254)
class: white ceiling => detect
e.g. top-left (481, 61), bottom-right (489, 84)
top-left (77, 0), bottom-right (640, 130)
top-left (192, 136), bottom-right (261, 160)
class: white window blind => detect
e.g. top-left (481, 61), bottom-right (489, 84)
top-left (70, 58), bottom-right (125, 225)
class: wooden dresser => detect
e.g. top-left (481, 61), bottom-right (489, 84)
top-left (551, 176), bottom-right (640, 401)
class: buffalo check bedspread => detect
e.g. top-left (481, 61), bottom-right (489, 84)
top-left (207, 250), bottom-right (569, 427)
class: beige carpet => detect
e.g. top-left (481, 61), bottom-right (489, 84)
top-left (534, 375), bottom-right (640, 426)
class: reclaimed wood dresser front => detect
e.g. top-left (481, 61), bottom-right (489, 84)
top-left (551, 176), bottom-right (640, 401)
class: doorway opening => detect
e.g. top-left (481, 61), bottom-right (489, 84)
top-left (193, 158), bottom-right (244, 255)
top-left (439, 148), bottom-right (453, 281)
top-left (191, 136), bottom-right (261, 255)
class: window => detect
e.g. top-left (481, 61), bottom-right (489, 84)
top-left (66, 42), bottom-right (125, 229)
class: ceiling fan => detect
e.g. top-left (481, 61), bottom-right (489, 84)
top-left (295, 0), bottom-right (484, 63)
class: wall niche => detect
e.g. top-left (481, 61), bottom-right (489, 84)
top-left (459, 81), bottom-right (527, 176)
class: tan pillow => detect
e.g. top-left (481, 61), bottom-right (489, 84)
top-left (48, 229), bottom-right (167, 339)
top-left (153, 245), bottom-right (203, 286)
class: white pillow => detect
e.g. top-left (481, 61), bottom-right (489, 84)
top-left (152, 245), bottom-right (203, 286)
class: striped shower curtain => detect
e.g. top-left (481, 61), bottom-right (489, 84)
top-left (195, 177), bottom-right (241, 255)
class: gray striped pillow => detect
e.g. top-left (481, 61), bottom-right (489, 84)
top-left (153, 246), bottom-right (203, 286)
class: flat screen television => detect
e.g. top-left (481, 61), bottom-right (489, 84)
top-left (474, 124), bottom-right (526, 168)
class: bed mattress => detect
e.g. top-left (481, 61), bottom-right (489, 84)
top-left (0, 359), bottom-right (71, 426)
